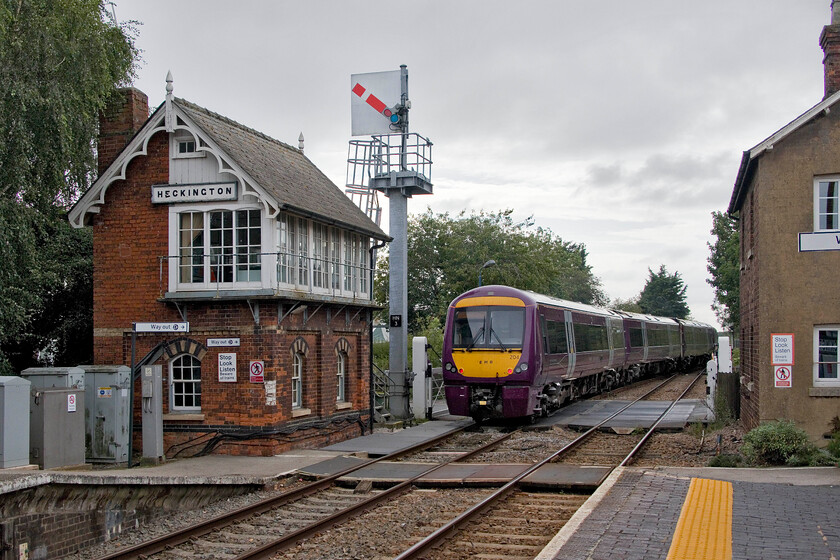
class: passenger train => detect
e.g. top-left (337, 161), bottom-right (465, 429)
top-left (442, 285), bottom-right (717, 421)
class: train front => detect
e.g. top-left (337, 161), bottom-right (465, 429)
top-left (442, 286), bottom-right (540, 421)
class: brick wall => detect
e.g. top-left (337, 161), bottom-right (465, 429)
top-left (739, 187), bottom-right (760, 430)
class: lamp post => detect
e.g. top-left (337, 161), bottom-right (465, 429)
top-left (478, 260), bottom-right (496, 287)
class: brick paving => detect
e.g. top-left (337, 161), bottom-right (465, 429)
top-left (549, 468), bottom-right (840, 560)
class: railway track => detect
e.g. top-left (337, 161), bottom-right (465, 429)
top-left (394, 372), bottom-right (704, 560)
top-left (90, 373), bottom-right (703, 560)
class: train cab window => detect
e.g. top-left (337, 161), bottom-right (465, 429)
top-left (545, 320), bottom-right (568, 354)
top-left (452, 306), bottom-right (524, 349)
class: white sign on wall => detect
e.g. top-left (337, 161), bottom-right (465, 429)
top-left (218, 353), bottom-right (237, 382)
top-left (799, 231), bottom-right (840, 252)
top-left (771, 333), bottom-right (795, 365)
top-left (265, 380), bottom-right (277, 406)
top-left (67, 393), bottom-right (77, 412)
top-left (351, 70), bottom-right (401, 136)
top-left (774, 365), bottom-right (792, 388)
top-left (151, 182), bottom-right (237, 204)
top-left (207, 338), bottom-right (240, 347)
top-left (134, 322), bottom-right (189, 333)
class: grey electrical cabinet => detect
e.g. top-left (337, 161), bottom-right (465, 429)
top-left (0, 376), bottom-right (31, 468)
top-left (20, 367), bottom-right (85, 390)
top-left (30, 388), bottom-right (85, 469)
top-left (77, 365), bottom-right (131, 463)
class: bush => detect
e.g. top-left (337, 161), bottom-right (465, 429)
top-left (709, 454), bottom-right (744, 468)
top-left (742, 420), bottom-right (825, 466)
top-left (826, 432), bottom-right (840, 459)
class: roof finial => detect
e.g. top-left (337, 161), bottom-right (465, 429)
top-left (298, 132), bottom-right (304, 152)
top-left (165, 71), bottom-right (174, 132)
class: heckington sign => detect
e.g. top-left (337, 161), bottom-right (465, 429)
top-left (151, 182), bottom-right (237, 204)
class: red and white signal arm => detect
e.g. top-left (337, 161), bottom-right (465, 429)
top-left (351, 70), bottom-right (401, 136)
top-left (250, 360), bottom-right (265, 383)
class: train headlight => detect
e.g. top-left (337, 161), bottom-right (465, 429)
top-left (445, 362), bottom-right (454, 372)
top-left (514, 362), bottom-right (529, 374)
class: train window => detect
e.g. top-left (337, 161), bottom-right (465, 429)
top-left (574, 323), bottom-right (609, 352)
top-left (629, 327), bottom-right (644, 348)
top-left (545, 320), bottom-right (568, 354)
top-left (648, 328), bottom-right (669, 347)
top-left (610, 321), bottom-right (624, 350)
top-left (452, 306), bottom-right (524, 348)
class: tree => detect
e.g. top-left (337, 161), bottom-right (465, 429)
top-left (707, 211), bottom-right (740, 332)
top-left (0, 0), bottom-right (138, 373)
top-left (637, 265), bottom-right (690, 318)
top-left (374, 209), bottom-right (605, 331)
top-left (611, 296), bottom-right (642, 313)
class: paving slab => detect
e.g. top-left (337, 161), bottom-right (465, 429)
top-left (522, 464), bottom-right (612, 491)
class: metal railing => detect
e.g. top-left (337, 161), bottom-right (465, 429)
top-left (157, 252), bottom-right (372, 300)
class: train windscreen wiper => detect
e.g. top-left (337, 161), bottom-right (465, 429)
top-left (489, 327), bottom-right (508, 351)
top-left (466, 326), bottom-right (485, 350)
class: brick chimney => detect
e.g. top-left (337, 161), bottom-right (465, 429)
top-left (821, 1), bottom-right (840, 98)
top-left (98, 87), bottom-right (149, 175)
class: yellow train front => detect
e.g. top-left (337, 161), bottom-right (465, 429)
top-left (441, 286), bottom-right (543, 420)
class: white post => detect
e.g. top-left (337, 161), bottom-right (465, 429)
top-left (412, 336), bottom-right (428, 420)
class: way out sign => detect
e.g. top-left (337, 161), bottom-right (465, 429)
top-left (774, 365), bottom-right (792, 388)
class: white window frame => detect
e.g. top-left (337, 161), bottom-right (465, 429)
top-left (337, 351), bottom-right (347, 402)
top-left (170, 354), bottom-right (202, 411)
top-left (814, 176), bottom-right (840, 232)
top-left (814, 326), bottom-right (840, 387)
top-left (168, 203), bottom-right (272, 292)
top-left (292, 353), bottom-right (303, 408)
top-left (171, 133), bottom-right (205, 159)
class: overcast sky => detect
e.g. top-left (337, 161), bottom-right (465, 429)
top-left (114, 0), bottom-right (832, 329)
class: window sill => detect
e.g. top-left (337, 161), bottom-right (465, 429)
top-left (292, 407), bottom-right (311, 418)
top-left (336, 402), bottom-right (352, 410)
top-left (809, 387), bottom-right (840, 397)
top-left (163, 413), bottom-right (205, 421)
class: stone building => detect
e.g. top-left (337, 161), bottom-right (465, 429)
top-left (728, 4), bottom-right (840, 442)
top-left (68, 79), bottom-right (388, 457)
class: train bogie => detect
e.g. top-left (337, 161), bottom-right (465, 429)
top-left (442, 285), bottom-right (717, 422)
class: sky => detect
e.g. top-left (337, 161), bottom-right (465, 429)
top-left (113, 0), bottom-right (833, 329)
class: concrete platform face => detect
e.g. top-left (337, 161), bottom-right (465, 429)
top-left (539, 467), bottom-right (840, 560)
top-left (544, 399), bottom-right (711, 430)
top-left (321, 419), bottom-right (473, 456)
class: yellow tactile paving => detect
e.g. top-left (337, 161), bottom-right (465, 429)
top-left (666, 477), bottom-right (733, 560)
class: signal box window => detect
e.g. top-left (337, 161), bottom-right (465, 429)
top-left (170, 355), bottom-right (201, 411)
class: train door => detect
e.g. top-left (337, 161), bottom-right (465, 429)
top-left (564, 310), bottom-right (576, 376)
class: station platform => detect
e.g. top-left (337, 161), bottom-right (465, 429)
top-left (537, 466), bottom-right (840, 560)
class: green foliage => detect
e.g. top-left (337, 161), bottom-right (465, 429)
top-left (0, 0), bottom-right (138, 372)
top-left (373, 342), bottom-right (389, 372)
top-left (637, 265), bottom-right (690, 318)
top-left (374, 209), bottom-right (605, 331)
top-left (706, 211), bottom-right (740, 332)
top-left (827, 432), bottom-right (840, 459)
top-left (612, 297), bottom-right (642, 313)
top-left (742, 420), bottom-right (829, 466)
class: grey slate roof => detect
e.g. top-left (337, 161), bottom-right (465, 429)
top-left (175, 98), bottom-right (388, 241)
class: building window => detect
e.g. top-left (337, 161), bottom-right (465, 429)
top-left (337, 351), bottom-right (347, 402)
top-left (815, 178), bottom-right (840, 231)
top-left (173, 135), bottom-right (204, 159)
top-left (170, 355), bottom-right (201, 411)
top-left (178, 208), bottom-right (261, 286)
top-left (814, 327), bottom-right (840, 387)
top-left (292, 353), bottom-right (303, 408)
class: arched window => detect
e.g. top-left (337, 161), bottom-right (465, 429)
top-left (292, 353), bottom-right (303, 409)
top-left (170, 354), bottom-right (201, 411)
top-left (337, 351), bottom-right (347, 402)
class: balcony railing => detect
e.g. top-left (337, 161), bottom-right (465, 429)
top-left (158, 251), bottom-right (372, 301)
